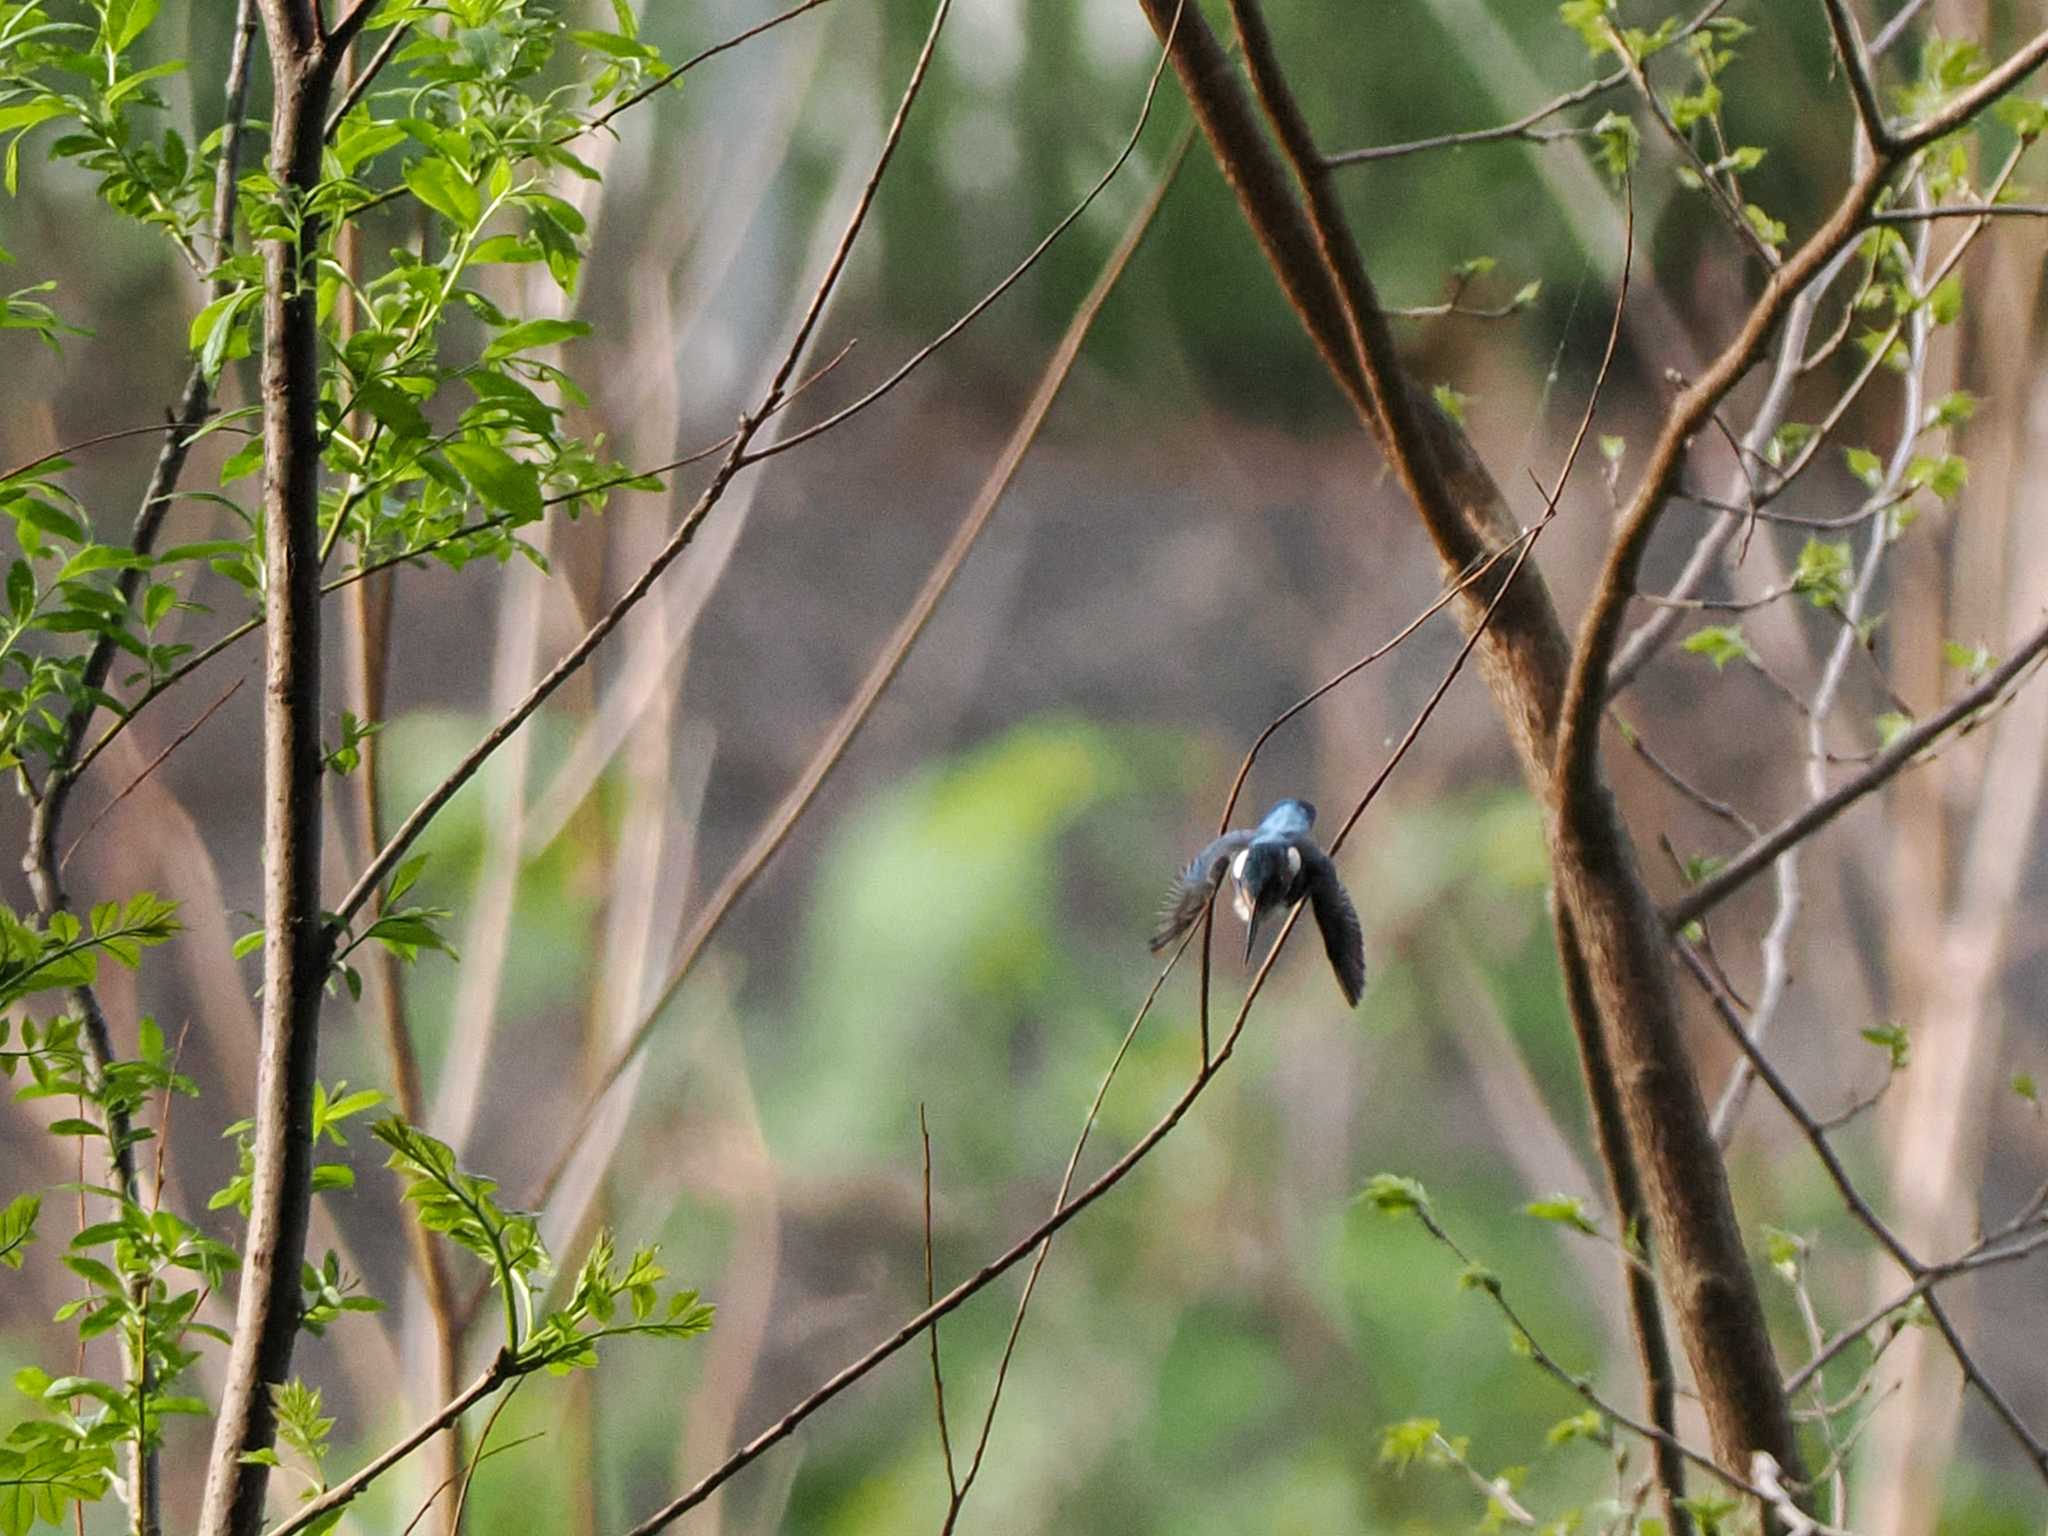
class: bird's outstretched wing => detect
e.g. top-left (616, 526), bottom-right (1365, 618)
top-left (1302, 847), bottom-right (1366, 1006)
top-left (1149, 831), bottom-right (1255, 952)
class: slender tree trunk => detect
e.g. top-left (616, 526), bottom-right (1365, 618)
top-left (197, 15), bottom-right (338, 1534)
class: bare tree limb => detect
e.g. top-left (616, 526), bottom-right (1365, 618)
top-left (521, 116), bottom-right (1198, 1222)
top-left (1666, 613), bottom-right (2048, 929)
top-left (330, 0), bottom-right (956, 935)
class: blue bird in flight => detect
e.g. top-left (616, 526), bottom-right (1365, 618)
top-left (1150, 798), bottom-right (1366, 1006)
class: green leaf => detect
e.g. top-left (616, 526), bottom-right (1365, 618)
top-left (1843, 445), bottom-right (1884, 489)
top-left (1766, 421), bottom-right (1814, 469)
top-left (481, 318), bottom-right (591, 363)
top-left (1905, 452), bottom-right (1967, 500)
top-left (334, 120), bottom-right (407, 174)
top-left (1943, 639), bottom-right (1995, 681)
top-left (1925, 390), bottom-right (1979, 430)
top-left (387, 854), bottom-right (429, 906)
top-left (1358, 1173), bottom-right (1430, 1216)
top-left (109, 0), bottom-right (161, 52)
top-left (1378, 1417), bottom-right (1445, 1472)
top-left (1874, 711), bottom-right (1914, 748)
top-left (1430, 383), bottom-right (1470, 425)
top-left (2014, 1072), bottom-right (2038, 1103)
top-left (403, 159), bottom-right (481, 229)
top-left (1591, 111), bottom-right (1639, 181)
top-left (1861, 1021), bottom-right (1911, 1069)
top-left (1791, 538), bottom-right (1852, 610)
top-left (1926, 273), bottom-right (1963, 325)
top-left (0, 102), bottom-right (66, 137)
top-left (444, 442), bottom-right (541, 520)
top-left (1547, 1409), bottom-right (1608, 1446)
top-left (1680, 625), bottom-right (1755, 670)
top-left (1743, 203), bottom-right (1788, 249)
top-left (55, 546), bottom-right (145, 583)
top-left (188, 289), bottom-right (256, 382)
top-left (0, 1193), bottom-right (38, 1269)
top-left (1523, 1195), bottom-right (1599, 1235)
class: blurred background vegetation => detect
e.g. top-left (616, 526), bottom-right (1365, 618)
top-left (4, 0), bottom-right (2048, 1531)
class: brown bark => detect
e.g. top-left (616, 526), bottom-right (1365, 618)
top-left (197, 4), bottom-right (363, 1531)
top-left (1130, 0), bottom-right (1806, 1507)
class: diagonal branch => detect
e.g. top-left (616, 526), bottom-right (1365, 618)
top-left (522, 117), bottom-right (1196, 1224)
top-left (1666, 613), bottom-right (2048, 930)
top-left (330, 0), bottom-right (955, 935)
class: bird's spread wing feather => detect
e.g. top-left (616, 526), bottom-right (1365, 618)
top-left (1302, 847), bottom-right (1366, 1005)
top-left (1150, 831), bottom-right (1255, 952)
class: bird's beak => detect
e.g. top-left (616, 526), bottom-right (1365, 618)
top-left (1243, 904), bottom-right (1265, 966)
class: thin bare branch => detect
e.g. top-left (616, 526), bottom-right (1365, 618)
top-left (1322, 0), bottom-right (1732, 167)
top-left (61, 679), bottom-right (244, 874)
top-left (1892, 25), bottom-right (2048, 153)
top-left (584, 0), bottom-right (836, 137)
top-left (523, 118), bottom-right (1195, 1219)
top-left (323, 19), bottom-right (408, 136)
top-left (739, 3), bottom-right (1183, 467)
top-left (262, 1359), bottom-right (516, 1536)
top-left (1873, 200), bottom-right (2048, 222)
top-left (918, 1107), bottom-right (958, 1498)
top-left (331, 0), bottom-right (956, 935)
top-left (1869, 0), bottom-right (1936, 56)
top-left (1666, 613), bottom-right (2048, 929)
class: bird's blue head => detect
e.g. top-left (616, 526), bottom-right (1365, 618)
top-left (1257, 797), bottom-right (1316, 836)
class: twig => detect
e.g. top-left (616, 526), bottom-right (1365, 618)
top-left (938, 924), bottom-right (1192, 1530)
top-left (1666, 613), bottom-right (2048, 929)
top-left (1677, 944), bottom-right (2048, 1480)
top-left (331, 0), bottom-right (957, 935)
top-left (520, 117), bottom-right (1197, 1221)
top-left (584, 0), bottom-right (837, 137)
top-left (1786, 1228), bottom-right (2048, 1395)
top-left (1606, 25), bottom-right (1779, 269)
top-left (60, 679), bottom-right (244, 873)
top-left (0, 421), bottom-right (249, 488)
top-left (919, 1107), bottom-right (957, 1498)
top-left (1872, 200), bottom-right (2048, 222)
top-left (1617, 720), bottom-right (1759, 835)
top-left (617, 458), bottom-right (1549, 1536)
top-left (446, 1376), bottom-right (527, 1536)
top-left (738, 2), bottom-right (1183, 467)
top-left (322, 21), bottom-right (409, 136)
top-left (262, 1358), bottom-right (516, 1536)
top-left (1869, 0), bottom-right (1937, 57)
top-left (1321, 0), bottom-right (1732, 167)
